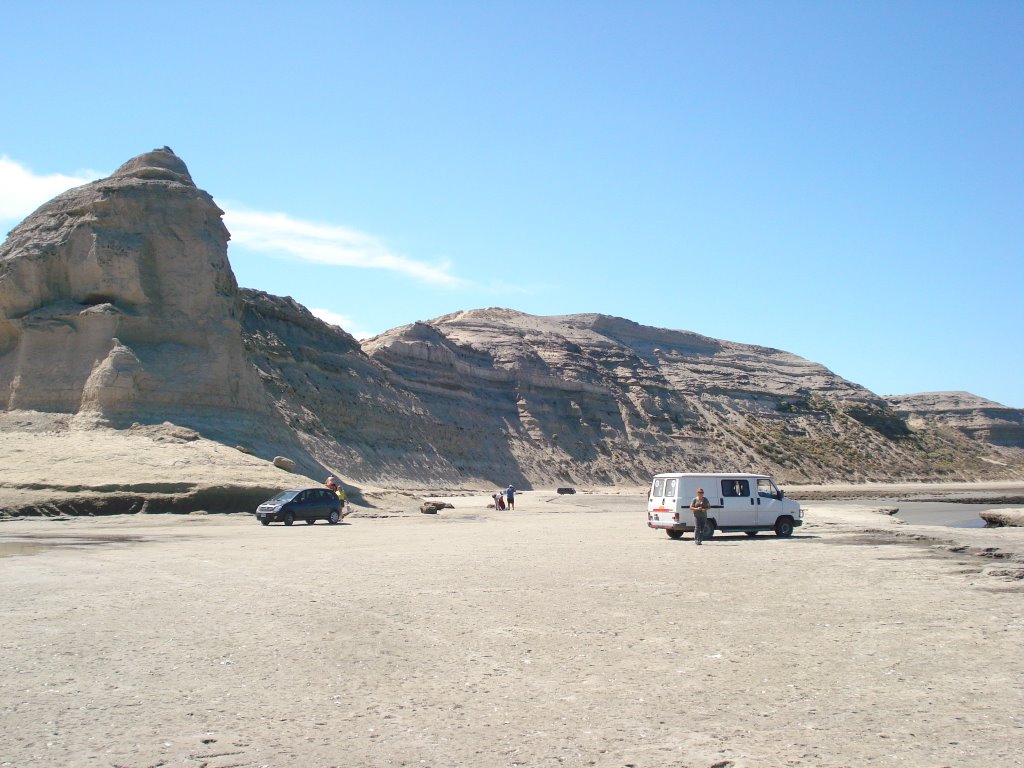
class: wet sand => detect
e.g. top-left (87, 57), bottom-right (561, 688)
top-left (1, 490), bottom-right (1023, 767)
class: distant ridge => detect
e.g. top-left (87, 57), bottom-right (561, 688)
top-left (2, 149), bottom-right (1022, 513)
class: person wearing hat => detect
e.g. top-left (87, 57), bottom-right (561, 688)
top-left (689, 487), bottom-right (710, 545)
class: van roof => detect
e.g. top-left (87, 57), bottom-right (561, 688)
top-left (652, 472), bottom-right (773, 480)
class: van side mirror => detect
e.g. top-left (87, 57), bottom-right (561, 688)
top-left (778, 490), bottom-right (784, 499)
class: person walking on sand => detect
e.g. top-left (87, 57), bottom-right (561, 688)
top-left (689, 487), bottom-right (710, 545)
top-left (505, 485), bottom-right (515, 510)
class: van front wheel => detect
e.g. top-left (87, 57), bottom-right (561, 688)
top-left (774, 517), bottom-right (794, 537)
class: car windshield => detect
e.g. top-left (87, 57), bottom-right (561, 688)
top-left (265, 490), bottom-right (300, 504)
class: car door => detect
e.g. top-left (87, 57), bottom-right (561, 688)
top-left (317, 489), bottom-right (334, 519)
top-left (295, 490), bottom-right (315, 521)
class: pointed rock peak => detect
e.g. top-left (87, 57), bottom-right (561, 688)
top-left (111, 146), bottom-right (194, 185)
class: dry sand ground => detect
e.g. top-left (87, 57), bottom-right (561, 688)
top-left (2, 488), bottom-right (1023, 768)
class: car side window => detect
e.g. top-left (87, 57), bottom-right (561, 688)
top-left (297, 491), bottom-right (308, 503)
top-left (721, 480), bottom-right (750, 497)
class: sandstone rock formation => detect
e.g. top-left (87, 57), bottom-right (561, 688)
top-left (2, 149), bottom-right (1022, 515)
top-left (0, 148), bottom-right (312, 456)
top-left (886, 391), bottom-right (1024, 448)
top-left (979, 508), bottom-right (1024, 527)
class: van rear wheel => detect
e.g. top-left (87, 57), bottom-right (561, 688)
top-left (666, 529), bottom-right (683, 540)
top-left (774, 517), bottom-right (794, 537)
top-left (703, 521), bottom-right (716, 540)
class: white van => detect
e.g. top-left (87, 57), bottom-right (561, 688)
top-left (647, 472), bottom-right (803, 540)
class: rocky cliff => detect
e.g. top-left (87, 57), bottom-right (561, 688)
top-left (885, 392), bottom-right (1024, 448)
top-left (2, 149), bottom-right (1022, 512)
top-left (355, 309), bottom-right (1023, 485)
top-left (0, 148), bottom-right (319, 476)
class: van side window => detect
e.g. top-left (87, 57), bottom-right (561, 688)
top-left (757, 479), bottom-right (777, 498)
top-left (664, 479), bottom-right (677, 497)
top-left (721, 479), bottom-right (750, 497)
top-left (652, 478), bottom-right (665, 497)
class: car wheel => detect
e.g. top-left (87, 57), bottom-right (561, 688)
top-left (666, 529), bottom-right (683, 540)
top-left (283, 512), bottom-right (294, 526)
top-left (774, 517), bottom-right (794, 537)
top-left (260, 519), bottom-right (271, 526)
top-left (328, 509), bottom-right (341, 525)
top-left (745, 531), bottom-right (758, 537)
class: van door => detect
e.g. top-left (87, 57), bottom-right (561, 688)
top-left (756, 478), bottom-right (783, 526)
top-left (716, 477), bottom-right (753, 528)
top-left (663, 477), bottom-right (679, 519)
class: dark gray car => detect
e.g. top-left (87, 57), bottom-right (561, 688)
top-left (254, 488), bottom-right (342, 526)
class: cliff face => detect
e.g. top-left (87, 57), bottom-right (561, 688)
top-left (886, 392), bottom-right (1024, 448)
top-left (0, 148), bottom-right (300, 457)
top-left (3, 149), bottom-right (1022, 496)
top-left (357, 309), bottom-right (1022, 485)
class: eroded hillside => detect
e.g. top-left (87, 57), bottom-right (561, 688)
top-left (2, 148), bottom-right (1022, 513)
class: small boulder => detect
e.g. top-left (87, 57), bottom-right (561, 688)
top-left (273, 456), bottom-right (296, 471)
top-left (420, 501), bottom-right (454, 514)
top-left (979, 508), bottom-right (1024, 527)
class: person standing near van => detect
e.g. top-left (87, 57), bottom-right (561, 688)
top-left (689, 488), bottom-right (710, 545)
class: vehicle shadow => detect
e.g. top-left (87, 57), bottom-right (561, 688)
top-left (662, 532), bottom-right (820, 543)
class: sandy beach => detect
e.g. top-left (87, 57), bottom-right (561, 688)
top-left (2, 488), bottom-right (1023, 768)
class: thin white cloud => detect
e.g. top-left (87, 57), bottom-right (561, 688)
top-left (0, 156), bottom-right (98, 220)
top-left (223, 204), bottom-right (464, 287)
top-left (0, 156), bottom-right (463, 289)
top-left (309, 307), bottom-right (376, 340)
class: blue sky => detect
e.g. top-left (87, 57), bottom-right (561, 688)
top-left (2, 1), bottom-right (1022, 407)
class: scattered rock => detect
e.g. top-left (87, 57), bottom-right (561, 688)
top-left (979, 508), bottom-right (1024, 527)
top-left (420, 502), bottom-right (454, 514)
top-left (272, 456), bottom-right (296, 472)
